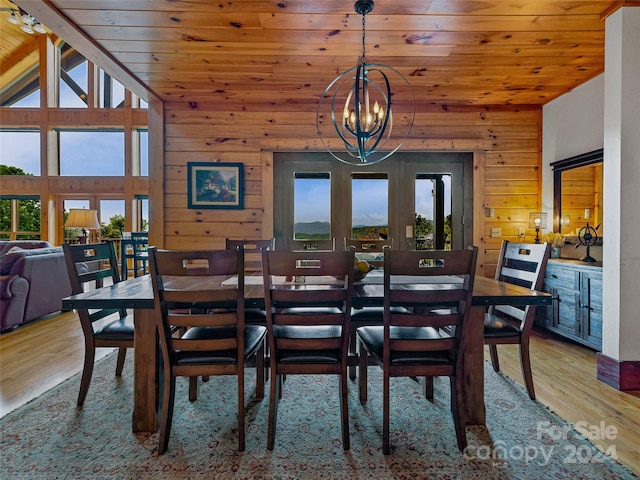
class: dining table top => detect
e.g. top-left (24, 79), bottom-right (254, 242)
top-left (61, 270), bottom-right (552, 311)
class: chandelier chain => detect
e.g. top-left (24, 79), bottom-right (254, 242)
top-left (361, 12), bottom-right (367, 64)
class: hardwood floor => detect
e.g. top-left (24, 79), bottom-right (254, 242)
top-left (1, 312), bottom-right (639, 476)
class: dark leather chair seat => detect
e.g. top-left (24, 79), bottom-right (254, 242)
top-left (483, 313), bottom-right (521, 338)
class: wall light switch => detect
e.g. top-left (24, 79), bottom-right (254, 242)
top-left (405, 225), bottom-right (413, 238)
top-left (490, 227), bottom-right (501, 238)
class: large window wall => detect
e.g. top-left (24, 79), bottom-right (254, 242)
top-left (0, 38), bottom-right (149, 243)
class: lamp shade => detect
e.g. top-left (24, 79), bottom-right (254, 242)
top-left (65, 209), bottom-right (101, 229)
top-left (528, 212), bottom-right (548, 229)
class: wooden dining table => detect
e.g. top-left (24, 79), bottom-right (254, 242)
top-left (61, 271), bottom-right (551, 434)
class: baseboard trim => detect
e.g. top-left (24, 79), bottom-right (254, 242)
top-left (596, 353), bottom-right (640, 391)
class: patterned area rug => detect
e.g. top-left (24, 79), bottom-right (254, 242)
top-left (1, 354), bottom-right (636, 480)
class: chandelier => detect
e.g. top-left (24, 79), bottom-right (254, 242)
top-left (316, 0), bottom-right (414, 165)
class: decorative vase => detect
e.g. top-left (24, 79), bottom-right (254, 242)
top-left (552, 247), bottom-right (562, 259)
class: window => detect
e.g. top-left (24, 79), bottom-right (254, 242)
top-left (98, 68), bottom-right (125, 108)
top-left (0, 196), bottom-right (41, 240)
top-left (139, 197), bottom-right (149, 230)
top-left (415, 175), bottom-right (452, 250)
top-left (59, 51), bottom-right (88, 108)
top-left (2, 58), bottom-right (40, 107)
top-left (293, 173), bottom-right (331, 239)
top-left (58, 130), bottom-right (125, 176)
top-left (138, 129), bottom-right (149, 176)
top-left (0, 130), bottom-right (40, 175)
top-left (351, 174), bottom-right (388, 239)
top-left (100, 199), bottom-right (125, 238)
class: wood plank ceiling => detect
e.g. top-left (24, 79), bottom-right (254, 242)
top-left (4, 0), bottom-right (638, 107)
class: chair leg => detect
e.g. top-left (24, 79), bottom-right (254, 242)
top-left (358, 339), bottom-right (368, 404)
top-left (238, 368), bottom-right (245, 451)
top-left (255, 341), bottom-right (265, 400)
top-left (77, 345), bottom-right (96, 407)
top-left (382, 370), bottom-right (390, 455)
top-left (188, 376), bottom-right (198, 402)
top-left (348, 330), bottom-right (357, 380)
top-left (158, 375), bottom-right (176, 455)
top-left (519, 341), bottom-right (536, 400)
top-left (115, 347), bottom-right (127, 376)
top-left (489, 344), bottom-right (500, 372)
top-left (267, 373), bottom-right (281, 450)
top-left (423, 376), bottom-right (434, 401)
top-left (449, 376), bottom-right (467, 452)
top-left (340, 368), bottom-right (350, 450)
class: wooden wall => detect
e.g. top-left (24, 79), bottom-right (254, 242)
top-left (160, 101), bottom-right (542, 277)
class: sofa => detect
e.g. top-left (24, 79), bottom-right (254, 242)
top-left (0, 240), bottom-right (72, 332)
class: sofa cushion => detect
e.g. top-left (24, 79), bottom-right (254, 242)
top-left (0, 246), bottom-right (62, 274)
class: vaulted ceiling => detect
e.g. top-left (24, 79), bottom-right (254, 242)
top-left (4, 0), bottom-right (638, 107)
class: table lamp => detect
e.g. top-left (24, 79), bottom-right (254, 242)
top-left (65, 208), bottom-right (101, 244)
top-left (528, 212), bottom-right (547, 244)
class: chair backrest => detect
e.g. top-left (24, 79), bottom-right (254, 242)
top-left (148, 247), bottom-right (244, 363)
top-left (262, 249), bottom-right (354, 353)
top-left (491, 240), bottom-right (551, 330)
top-left (62, 242), bottom-right (127, 331)
top-left (226, 238), bottom-right (275, 272)
top-left (130, 232), bottom-right (148, 254)
top-left (344, 237), bottom-right (393, 267)
top-left (383, 246), bottom-right (478, 363)
top-left (287, 238), bottom-right (335, 251)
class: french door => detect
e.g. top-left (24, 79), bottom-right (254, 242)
top-left (273, 152), bottom-right (473, 250)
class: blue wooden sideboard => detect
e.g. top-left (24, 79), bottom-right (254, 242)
top-left (535, 259), bottom-right (603, 351)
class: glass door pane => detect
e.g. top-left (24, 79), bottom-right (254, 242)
top-left (293, 172), bottom-right (331, 240)
top-left (351, 175), bottom-right (388, 240)
top-left (415, 174), bottom-right (451, 250)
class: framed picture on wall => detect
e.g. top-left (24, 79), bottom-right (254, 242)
top-left (187, 162), bottom-right (244, 209)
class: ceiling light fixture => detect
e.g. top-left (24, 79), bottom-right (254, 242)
top-left (7, 10), bottom-right (19, 25)
top-left (316, 0), bottom-right (414, 165)
top-left (4, 6), bottom-right (46, 34)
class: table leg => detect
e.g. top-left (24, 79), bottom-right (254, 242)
top-left (132, 308), bottom-right (158, 433)
top-left (460, 304), bottom-right (486, 426)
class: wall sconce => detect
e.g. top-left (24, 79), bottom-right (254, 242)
top-left (529, 212), bottom-right (548, 244)
top-left (65, 209), bottom-right (101, 244)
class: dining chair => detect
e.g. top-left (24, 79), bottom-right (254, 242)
top-left (62, 242), bottom-right (134, 407)
top-left (130, 232), bottom-right (149, 277)
top-left (484, 240), bottom-right (551, 400)
top-left (357, 246), bottom-right (478, 453)
top-left (225, 238), bottom-right (275, 322)
top-left (287, 237), bottom-right (335, 251)
top-left (225, 238), bottom-right (275, 381)
top-left (261, 248), bottom-right (354, 450)
top-left (148, 247), bottom-right (267, 454)
top-left (225, 238), bottom-right (275, 272)
top-left (343, 237), bottom-right (407, 380)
